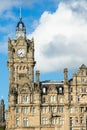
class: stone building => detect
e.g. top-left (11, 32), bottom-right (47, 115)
top-left (6, 17), bottom-right (87, 130)
top-left (0, 99), bottom-right (5, 125)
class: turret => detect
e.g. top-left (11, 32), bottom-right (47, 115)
top-left (16, 18), bottom-right (26, 39)
top-left (36, 70), bottom-right (40, 83)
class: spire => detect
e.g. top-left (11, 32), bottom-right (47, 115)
top-left (16, 8), bottom-right (26, 39)
top-left (20, 7), bottom-right (22, 20)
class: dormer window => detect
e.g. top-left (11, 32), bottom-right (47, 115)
top-left (58, 87), bottom-right (63, 94)
top-left (43, 87), bottom-right (46, 94)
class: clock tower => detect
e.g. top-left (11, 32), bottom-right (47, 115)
top-left (6, 17), bottom-right (36, 130)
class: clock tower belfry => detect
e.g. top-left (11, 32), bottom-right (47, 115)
top-left (6, 17), bottom-right (36, 129)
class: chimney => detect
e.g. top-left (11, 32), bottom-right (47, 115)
top-left (64, 68), bottom-right (68, 84)
top-left (36, 70), bottom-right (40, 83)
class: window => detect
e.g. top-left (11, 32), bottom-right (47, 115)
top-left (16, 66), bottom-right (18, 70)
top-left (42, 97), bottom-right (46, 104)
top-left (22, 96), bottom-right (28, 103)
top-left (60, 118), bottom-right (64, 125)
top-left (23, 66), bottom-right (25, 70)
top-left (23, 107), bottom-right (28, 114)
top-left (80, 117), bottom-right (84, 124)
top-left (86, 107), bottom-right (87, 112)
top-left (50, 96), bottom-right (53, 102)
top-left (81, 88), bottom-right (86, 93)
top-left (43, 88), bottom-right (46, 94)
top-left (16, 118), bottom-right (19, 126)
top-left (13, 77), bottom-right (15, 81)
top-left (50, 95), bottom-right (56, 102)
top-left (59, 87), bottom-right (63, 94)
top-left (75, 117), bottom-right (78, 124)
top-left (13, 67), bottom-right (15, 72)
top-left (58, 107), bottom-right (63, 113)
top-left (70, 95), bottom-right (73, 101)
top-left (52, 117), bottom-right (58, 124)
top-left (81, 78), bottom-right (86, 83)
top-left (80, 107), bottom-right (84, 113)
top-left (51, 117), bottom-right (64, 125)
top-left (33, 95), bottom-right (37, 103)
top-left (19, 66), bottom-right (22, 70)
top-left (77, 96), bottom-right (80, 103)
top-left (31, 107), bottom-right (36, 114)
top-left (27, 66), bottom-right (29, 70)
top-left (50, 107), bottom-right (55, 113)
top-left (59, 97), bottom-right (63, 103)
top-left (23, 117), bottom-right (28, 127)
top-left (75, 107), bottom-right (78, 112)
top-left (69, 108), bottom-right (73, 113)
top-left (19, 74), bottom-right (25, 80)
top-left (41, 117), bottom-right (48, 124)
top-left (42, 107), bottom-right (47, 113)
top-left (70, 117), bottom-right (73, 130)
top-left (70, 88), bottom-right (73, 93)
top-left (16, 107), bottom-right (19, 114)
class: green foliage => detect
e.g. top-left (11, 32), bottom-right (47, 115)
top-left (0, 126), bottom-right (5, 130)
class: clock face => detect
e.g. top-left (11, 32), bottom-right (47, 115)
top-left (17, 49), bottom-right (26, 57)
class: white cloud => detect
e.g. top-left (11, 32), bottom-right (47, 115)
top-left (28, 0), bottom-right (87, 73)
top-left (0, 0), bottom-right (37, 14)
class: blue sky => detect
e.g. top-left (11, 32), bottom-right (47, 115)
top-left (1, 0), bottom-right (87, 107)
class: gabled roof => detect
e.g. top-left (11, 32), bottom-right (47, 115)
top-left (80, 64), bottom-right (87, 69)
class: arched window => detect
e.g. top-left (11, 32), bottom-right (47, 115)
top-left (22, 96), bottom-right (28, 103)
top-left (43, 87), bottom-right (46, 94)
top-left (19, 66), bottom-right (22, 70)
top-left (58, 87), bottom-right (63, 94)
top-left (23, 66), bottom-right (25, 70)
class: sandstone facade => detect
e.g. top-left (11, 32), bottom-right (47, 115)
top-left (6, 18), bottom-right (87, 130)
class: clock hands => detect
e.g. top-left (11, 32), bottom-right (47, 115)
top-left (17, 49), bottom-right (26, 57)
